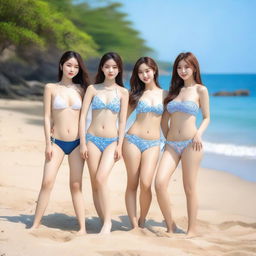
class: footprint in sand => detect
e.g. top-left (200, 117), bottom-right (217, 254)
top-left (29, 228), bottom-right (74, 242)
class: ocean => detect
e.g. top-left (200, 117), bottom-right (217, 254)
top-left (125, 74), bottom-right (256, 182)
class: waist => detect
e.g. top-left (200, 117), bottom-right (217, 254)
top-left (127, 124), bottom-right (161, 140)
top-left (87, 124), bottom-right (118, 138)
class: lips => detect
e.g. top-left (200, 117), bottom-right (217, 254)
top-left (69, 73), bottom-right (74, 76)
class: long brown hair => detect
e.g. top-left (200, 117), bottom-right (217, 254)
top-left (129, 57), bottom-right (161, 108)
top-left (164, 52), bottom-right (203, 105)
top-left (95, 52), bottom-right (124, 87)
top-left (58, 51), bottom-right (90, 91)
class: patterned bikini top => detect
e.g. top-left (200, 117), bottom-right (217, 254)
top-left (166, 100), bottom-right (199, 116)
top-left (53, 94), bottom-right (82, 110)
top-left (91, 88), bottom-right (120, 113)
top-left (136, 100), bottom-right (164, 115)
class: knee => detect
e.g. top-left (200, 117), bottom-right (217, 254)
top-left (155, 179), bottom-right (167, 193)
top-left (126, 182), bottom-right (138, 192)
top-left (41, 179), bottom-right (54, 191)
top-left (184, 185), bottom-right (196, 198)
top-left (70, 181), bottom-right (82, 193)
top-left (95, 174), bottom-right (107, 188)
top-left (140, 181), bottom-right (151, 192)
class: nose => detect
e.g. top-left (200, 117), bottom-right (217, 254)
top-left (109, 67), bottom-right (113, 72)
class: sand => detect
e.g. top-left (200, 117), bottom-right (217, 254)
top-left (0, 99), bottom-right (255, 256)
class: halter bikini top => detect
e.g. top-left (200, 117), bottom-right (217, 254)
top-left (91, 87), bottom-right (120, 113)
top-left (53, 94), bottom-right (82, 110)
top-left (166, 100), bottom-right (199, 116)
top-left (136, 100), bottom-right (164, 115)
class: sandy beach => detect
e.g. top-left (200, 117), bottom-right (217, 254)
top-left (0, 99), bottom-right (255, 256)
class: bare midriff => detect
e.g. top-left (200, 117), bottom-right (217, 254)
top-left (87, 110), bottom-right (119, 137)
top-left (128, 112), bottom-right (162, 140)
top-left (51, 109), bottom-right (80, 141)
top-left (167, 112), bottom-right (197, 141)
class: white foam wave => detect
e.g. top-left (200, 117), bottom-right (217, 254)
top-left (204, 141), bottom-right (256, 159)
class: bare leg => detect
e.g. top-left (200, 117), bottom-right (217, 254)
top-left (181, 144), bottom-right (203, 237)
top-left (87, 141), bottom-right (103, 219)
top-left (95, 142), bottom-right (117, 234)
top-left (138, 146), bottom-right (160, 228)
top-left (155, 146), bottom-right (180, 233)
top-left (68, 146), bottom-right (86, 234)
top-left (122, 139), bottom-right (141, 228)
top-left (30, 144), bottom-right (65, 229)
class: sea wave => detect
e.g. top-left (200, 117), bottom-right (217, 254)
top-left (204, 141), bottom-right (256, 159)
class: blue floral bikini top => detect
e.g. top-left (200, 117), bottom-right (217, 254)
top-left (166, 100), bottom-right (199, 116)
top-left (91, 88), bottom-right (120, 113)
top-left (136, 100), bottom-right (164, 115)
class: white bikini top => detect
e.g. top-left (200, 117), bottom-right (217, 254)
top-left (53, 94), bottom-right (82, 110)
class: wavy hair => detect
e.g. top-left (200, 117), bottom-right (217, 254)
top-left (129, 57), bottom-right (160, 108)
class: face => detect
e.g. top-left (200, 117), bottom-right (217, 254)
top-left (138, 63), bottom-right (155, 84)
top-left (177, 59), bottom-right (194, 81)
top-left (61, 57), bottom-right (79, 79)
top-left (102, 58), bottom-right (119, 80)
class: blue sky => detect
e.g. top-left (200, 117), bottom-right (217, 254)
top-left (115, 0), bottom-right (256, 74)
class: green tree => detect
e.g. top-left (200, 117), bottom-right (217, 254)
top-left (0, 0), bottom-right (98, 58)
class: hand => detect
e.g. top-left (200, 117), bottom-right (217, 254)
top-left (80, 143), bottom-right (88, 159)
top-left (45, 144), bottom-right (53, 161)
top-left (114, 145), bottom-right (122, 161)
top-left (192, 133), bottom-right (203, 151)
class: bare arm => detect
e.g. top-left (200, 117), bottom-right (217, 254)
top-left (79, 85), bottom-right (95, 147)
top-left (126, 104), bottom-right (135, 119)
top-left (117, 88), bottom-right (129, 147)
top-left (161, 110), bottom-right (170, 139)
top-left (43, 83), bottom-right (53, 160)
top-left (192, 86), bottom-right (210, 151)
top-left (197, 86), bottom-right (210, 137)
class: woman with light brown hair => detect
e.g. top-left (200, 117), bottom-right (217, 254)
top-left (155, 52), bottom-right (210, 237)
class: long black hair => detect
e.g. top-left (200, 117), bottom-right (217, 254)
top-left (95, 52), bottom-right (124, 87)
top-left (58, 51), bottom-right (90, 91)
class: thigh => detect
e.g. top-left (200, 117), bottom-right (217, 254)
top-left (140, 146), bottom-right (160, 187)
top-left (96, 142), bottom-right (117, 180)
top-left (68, 145), bottom-right (85, 183)
top-left (155, 146), bottom-right (180, 187)
top-left (181, 144), bottom-right (203, 188)
top-left (122, 138), bottom-right (141, 185)
top-left (42, 143), bottom-right (65, 183)
top-left (87, 141), bottom-right (102, 181)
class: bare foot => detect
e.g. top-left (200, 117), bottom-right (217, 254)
top-left (77, 229), bottom-right (87, 236)
top-left (99, 221), bottom-right (112, 235)
top-left (185, 230), bottom-right (198, 239)
top-left (28, 224), bottom-right (40, 231)
top-left (138, 218), bottom-right (145, 228)
top-left (167, 222), bottom-right (177, 233)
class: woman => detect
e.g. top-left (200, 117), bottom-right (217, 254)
top-left (122, 57), bottom-right (167, 229)
top-left (155, 52), bottom-right (210, 237)
top-left (79, 52), bottom-right (128, 234)
top-left (30, 51), bottom-right (90, 234)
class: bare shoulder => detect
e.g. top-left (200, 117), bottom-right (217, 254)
top-left (118, 86), bottom-right (129, 96)
top-left (196, 84), bottom-right (208, 95)
top-left (87, 84), bottom-right (97, 93)
top-left (45, 83), bottom-right (56, 89)
top-left (44, 83), bottom-right (57, 94)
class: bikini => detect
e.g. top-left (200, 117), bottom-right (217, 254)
top-left (86, 88), bottom-right (120, 152)
top-left (125, 100), bottom-right (164, 153)
top-left (51, 94), bottom-right (82, 155)
top-left (166, 100), bottom-right (199, 155)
